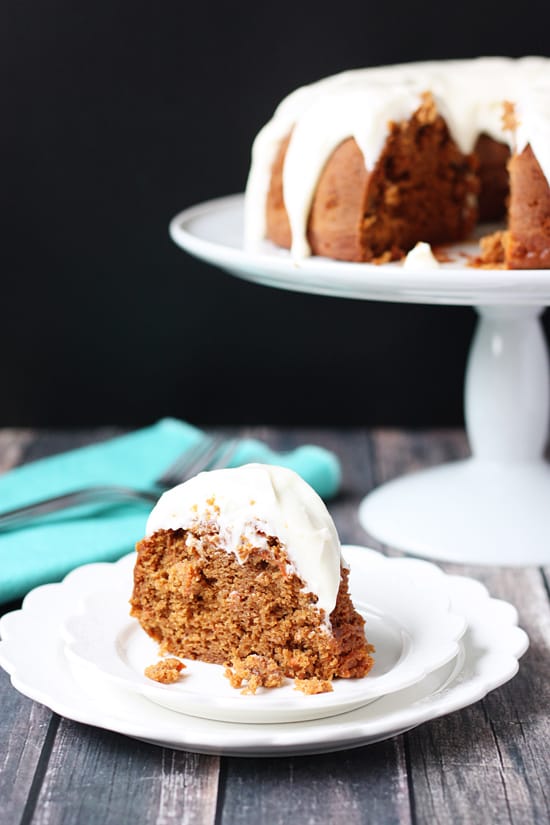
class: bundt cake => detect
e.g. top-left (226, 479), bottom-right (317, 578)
top-left (130, 464), bottom-right (374, 694)
top-left (244, 57), bottom-right (550, 269)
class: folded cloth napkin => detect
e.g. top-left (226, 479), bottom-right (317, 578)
top-left (0, 418), bottom-right (341, 603)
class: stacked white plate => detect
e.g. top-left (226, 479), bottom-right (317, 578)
top-left (0, 546), bottom-right (528, 756)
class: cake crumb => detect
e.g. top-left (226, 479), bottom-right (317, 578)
top-left (470, 230), bottom-right (508, 268)
top-left (145, 658), bottom-right (186, 684)
top-left (294, 677), bottom-right (334, 695)
top-left (502, 100), bottom-right (518, 132)
top-left (224, 654), bottom-right (285, 694)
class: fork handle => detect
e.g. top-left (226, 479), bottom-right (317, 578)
top-left (0, 486), bottom-right (158, 531)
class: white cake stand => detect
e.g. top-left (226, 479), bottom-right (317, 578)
top-left (170, 194), bottom-right (550, 565)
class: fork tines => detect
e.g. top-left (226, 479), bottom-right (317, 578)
top-left (156, 435), bottom-right (235, 489)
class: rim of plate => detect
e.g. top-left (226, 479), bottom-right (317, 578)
top-left (169, 195), bottom-right (550, 306)
top-left (60, 547), bottom-right (466, 724)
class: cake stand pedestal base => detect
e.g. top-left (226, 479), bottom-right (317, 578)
top-left (359, 458), bottom-right (550, 565)
top-left (360, 305), bottom-right (550, 566)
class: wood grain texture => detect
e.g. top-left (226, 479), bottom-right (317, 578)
top-left (370, 428), bottom-right (550, 825)
top-left (25, 723), bottom-right (219, 825)
top-left (0, 671), bottom-right (58, 825)
top-left (0, 428), bottom-right (34, 473)
top-left (218, 740), bottom-right (411, 825)
top-left (0, 429), bottom-right (60, 825)
top-left (404, 564), bottom-right (550, 825)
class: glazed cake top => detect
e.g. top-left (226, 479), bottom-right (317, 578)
top-left (244, 57), bottom-right (550, 259)
top-left (146, 463), bottom-right (343, 618)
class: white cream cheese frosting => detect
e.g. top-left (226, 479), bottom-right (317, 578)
top-left (146, 463), bottom-right (343, 618)
top-left (244, 57), bottom-right (550, 259)
top-left (403, 242), bottom-right (441, 271)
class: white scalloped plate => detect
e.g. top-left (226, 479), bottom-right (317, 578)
top-left (61, 548), bottom-right (465, 723)
top-left (0, 547), bottom-right (528, 755)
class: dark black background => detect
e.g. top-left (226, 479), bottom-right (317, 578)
top-left (3, 0), bottom-right (549, 427)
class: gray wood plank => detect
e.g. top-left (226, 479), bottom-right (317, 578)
top-left (404, 563), bottom-right (550, 825)
top-left (0, 429), bottom-right (60, 825)
top-left (0, 670), bottom-right (58, 825)
top-left (218, 740), bottom-right (412, 825)
top-left (0, 428), bottom-right (34, 473)
top-left (25, 723), bottom-right (219, 825)
top-left (370, 429), bottom-right (550, 825)
top-left (371, 427), bottom-right (471, 478)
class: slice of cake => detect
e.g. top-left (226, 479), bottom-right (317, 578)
top-left (130, 464), bottom-right (374, 692)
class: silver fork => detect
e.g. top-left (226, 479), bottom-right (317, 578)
top-left (0, 435), bottom-right (240, 531)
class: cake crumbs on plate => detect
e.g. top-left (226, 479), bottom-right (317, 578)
top-left (224, 654), bottom-right (286, 695)
top-left (469, 229), bottom-right (508, 268)
top-left (145, 658), bottom-right (186, 684)
top-left (294, 677), bottom-right (334, 695)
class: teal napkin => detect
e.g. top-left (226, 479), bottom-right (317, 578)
top-left (0, 418), bottom-right (341, 603)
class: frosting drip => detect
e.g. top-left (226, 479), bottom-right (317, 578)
top-left (146, 464), bottom-right (343, 618)
top-left (244, 57), bottom-right (550, 258)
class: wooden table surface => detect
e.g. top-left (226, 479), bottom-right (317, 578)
top-left (1, 426), bottom-right (549, 825)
